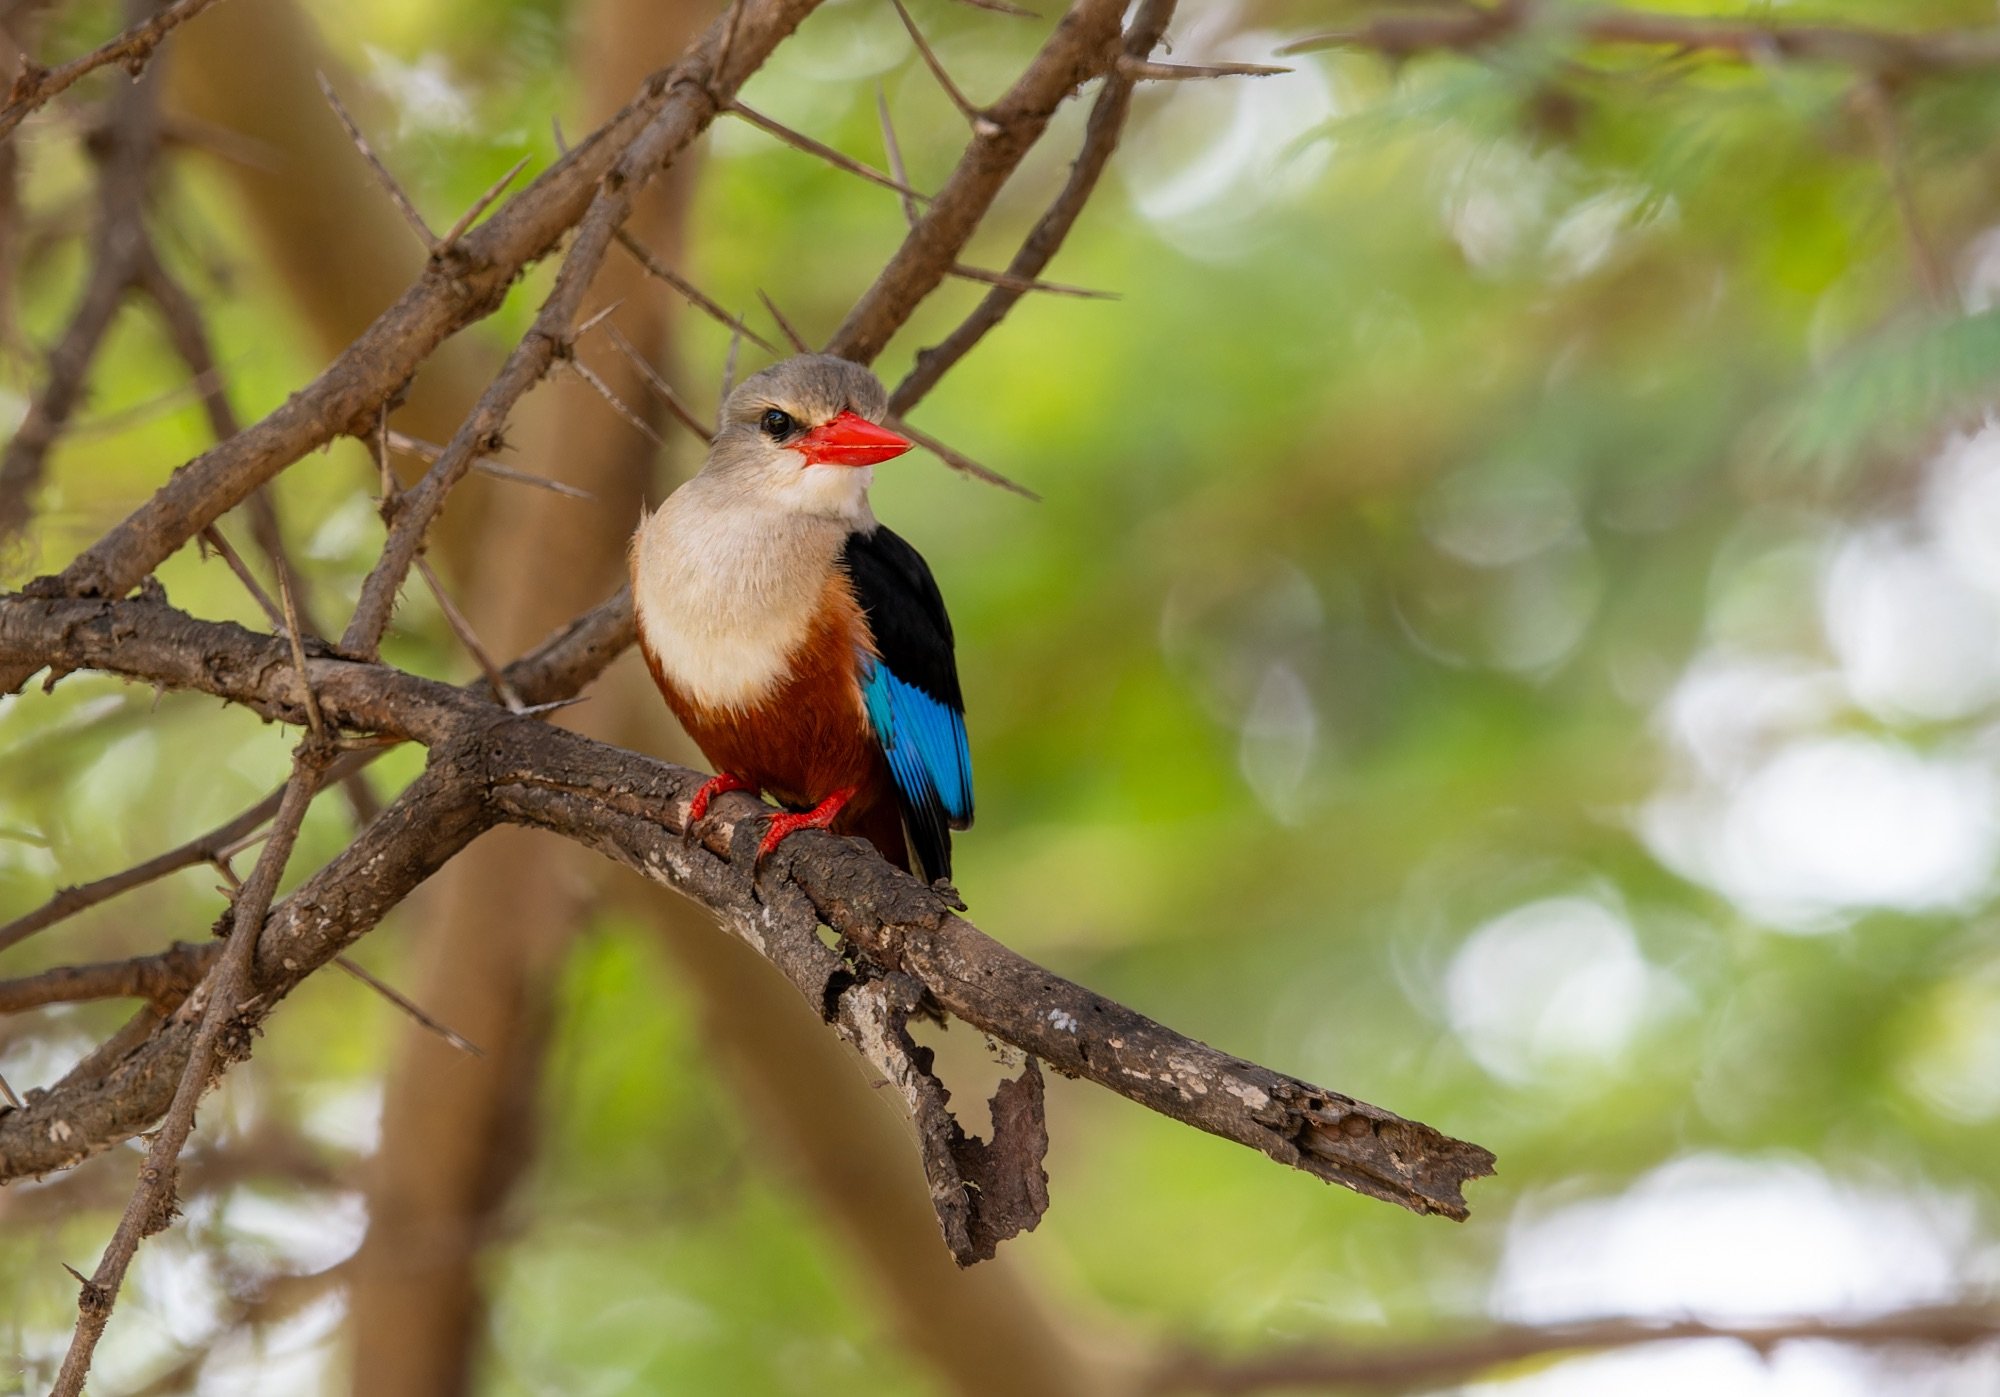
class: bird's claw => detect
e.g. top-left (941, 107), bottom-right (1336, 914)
top-left (683, 771), bottom-right (756, 844)
top-left (752, 787), bottom-right (857, 869)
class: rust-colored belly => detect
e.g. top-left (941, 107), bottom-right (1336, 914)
top-left (637, 574), bottom-right (907, 867)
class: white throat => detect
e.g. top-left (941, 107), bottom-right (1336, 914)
top-left (632, 480), bottom-right (860, 711)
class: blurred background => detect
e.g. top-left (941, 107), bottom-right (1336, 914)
top-left (7, 0), bottom-right (2000, 1392)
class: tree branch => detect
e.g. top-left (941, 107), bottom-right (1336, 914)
top-left (0, 0), bottom-right (824, 693)
top-left (49, 742), bottom-right (323, 1395)
top-left (1276, 6), bottom-right (2000, 72)
top-left (1150, 1303), bottom-right (2000, 1393)
top-left (891, 0), bottom-right (1171, 411)
top-left (0, 0), bottom-right (227, 141)
top-left (825, 0), bottom-right (1127, 365)
top-left (0, 592), bottom-right (1496, 1227)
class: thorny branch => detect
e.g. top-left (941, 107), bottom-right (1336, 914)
top-left (0, 0), bottom-right (228, 141)
top-left (0, 591), bottom-right (1498, 1231)
top-left (29, 0), bottom-right (2000, 1385)
top-left (9, 0), bottom-right (2000, 1385)
top-left (49, 746), bottom-right (325, 1396)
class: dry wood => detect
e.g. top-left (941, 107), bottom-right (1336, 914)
top-left (0, 0), bottom-right (228, 140)
top-left (0, 592), bottom-right (1497, 1229)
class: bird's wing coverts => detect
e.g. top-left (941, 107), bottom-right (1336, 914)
top-left (843, 525), bottom-right (972, 880)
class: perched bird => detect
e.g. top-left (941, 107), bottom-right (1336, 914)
top-left (630, 353), bottom-right (973, 881)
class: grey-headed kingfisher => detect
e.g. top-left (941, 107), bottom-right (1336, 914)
top-left (631, 354), bottom-right (973, 880)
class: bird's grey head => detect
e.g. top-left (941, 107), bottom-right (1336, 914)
top-left (700, 353), bottom-right (909, 521)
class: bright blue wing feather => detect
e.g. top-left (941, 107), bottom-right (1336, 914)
top-left (861, 659), bottom-right (973, 826)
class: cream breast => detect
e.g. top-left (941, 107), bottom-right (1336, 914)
top-left (631, 490), bottom-right (847, 712)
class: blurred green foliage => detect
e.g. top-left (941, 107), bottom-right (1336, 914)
top-left (10, 0), bottom-right (2000, 1391)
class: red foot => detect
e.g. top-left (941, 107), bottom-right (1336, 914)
top-left (688, 771), bottom-right (757, 825)
top-left (756, 787), bottom-right (857, 865)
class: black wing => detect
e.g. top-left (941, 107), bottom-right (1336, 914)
top-left (842, 525), bottom-right (972, 882)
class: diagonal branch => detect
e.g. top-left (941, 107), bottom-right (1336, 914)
top-left (892, 0), bottom-right (1171, 411)
top-left (0, 592), bottom-right (1497, 1227)
top-left (826, 0), bottom-right (1128, 365)
top-left (49, 741), bottom-right (326, 1396)
top-left (1, 0), bottom-right (824, 695)
top-left (339, 10), bottom-right (819, 657)
top-left (0, 4), bottom-right (162, 546)
top-left (0, 0), bottom-right (228, 141)
top-left (730, 100), bottom-right (931, 202)
top-left (0, 941), bottom-right (213, 1013)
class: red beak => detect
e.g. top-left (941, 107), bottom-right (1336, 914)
top-left (793, 410), bottom-right (911, 467)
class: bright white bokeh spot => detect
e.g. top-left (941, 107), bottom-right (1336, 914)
top-left (1545, 186), bottom-right (1656, 282)
top-left (303, 1082), bottom-right (384, 1154)
top-left (1484, 1155), bottom-right (2000, 1392)
top-left (1496, 1154), bottom-right (1981, 1322)
top-left (1926, 421), bottom-right (2000, 604)
top-left (196, 1293), bottom-right (344, 1397)
top-left (1442, 139), bottom-right (1559, 273)
top-left (223, 1187), bottom-right (368, 1274)
top-left (1469, 1337), bottom-right (2000, 1397)
top-left (363, 46), bottom-right (473, 137)
top-left (1123, 12), bottom-right (1337, 258)
top-left (1445, 895), bottom-right (1674, 1083)
top-left (1655, 650), bottom-right (1843, 785)
top-left (1645, 736), bottom-right (1997, 928)
top-left (1823, 528), bottom-right (2000, 723)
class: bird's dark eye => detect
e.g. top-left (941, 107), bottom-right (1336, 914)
top-left (760, 408), bottom-right (794, 439)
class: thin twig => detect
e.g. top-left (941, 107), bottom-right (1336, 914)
top-left (48, 750), bottom-right (326, 1396)
top-left (567, 356), bottom-right (665, 446)
top-left (888, 0), bottom-right (1169, 411)
top-left (0, 28), bottom-right (158, 546)
top-left (334, 955), bottom-right (483, 1057)
top-left (612, 228), bottom-right (776, 350)
top-left (435, 153), bottom-right (531, 251)
top-left (314, 71), bottom-right (435, 251)
top-left (1853, 77), bottom-right (1952, 308)
top-left (720, 320), bottom-right (744, 402)
top-left (1115, 56), bottom-right (1288, 81)
top-left (198, 524), bottom-right (286, 631)
top-left (730, 100), bottom-right (930, 201)
top-left (339, 55), bottom-right (740, 658)
top-left (948, 263), bottom-right (1114, 298)
top-left (385, 430), bottom-right (595, 500)
top-left (415, 554), bottom-right (523, 710)
top-left (948, 0), bottom-right (1038, 17)
top-left (1151, 1305), bottom-right (2000, 1394)
top-left (574, 299), bottom-right (623, 342)
top-left (277, 567), bottom-right (325, 743)
top-left (887, 414), bottom-right (1039, 499)
top-left (875, 85), bottom-right (922, 230)
top-left (826, 0), bottom-right (1129, 366)
top-left (887, 0), bottom-right (981, 120)
top-left (759, 288), bottom-right (810, 352)
top-left (606, 325), bottom-right (714, 443)
top-left (0, 756), bottom-right (368, 956)
top-left (0, 0), bottom-right (229, 141)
